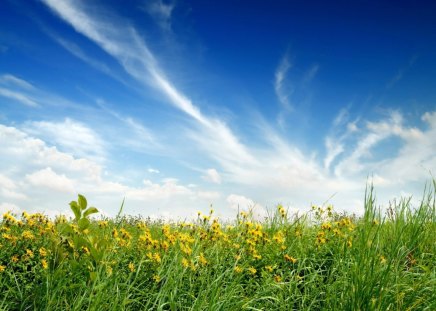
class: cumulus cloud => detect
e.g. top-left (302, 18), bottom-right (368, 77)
top-left (25, 167), bottom-right (76, 193)
top-left (0, 123), bottom-right (225, 218)
top-left (23, 118), bottom-right (106, 161)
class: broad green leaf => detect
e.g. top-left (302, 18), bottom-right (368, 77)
top-left (83, 207), bottom-right (99, 218)
top-left (69, 201), bottom-right (81, 221)
top-left (78, 217), bottom-right (90, 231)
top-left (78, 194), bottom-right (87, 210)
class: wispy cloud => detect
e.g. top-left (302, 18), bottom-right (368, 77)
top-left (0, 87), bottom-right (39, 107)
top-left (42, 0), bottom-right (256, 168)
top-left (142, 0), bottom-right (175, 32)
top-left (0, 74), bottom-right (35, 90)
top-left (274, 54), bottom-right (292, 115)
top-left (302, 64), bottom-right (319, 84)
top-left (386, 54), bottom-right (419, 89)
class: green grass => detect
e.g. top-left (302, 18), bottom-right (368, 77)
top-left (0, 183), bottom-right (435, 310)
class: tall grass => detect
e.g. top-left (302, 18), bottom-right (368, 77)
top-left (0, 184), bottom-right (435, 310)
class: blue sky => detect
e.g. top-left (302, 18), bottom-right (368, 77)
top-left (1, 0), bottom-right (436, 219)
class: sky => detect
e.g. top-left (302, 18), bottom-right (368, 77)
top-left (1, 0), bottom-right (436, 220)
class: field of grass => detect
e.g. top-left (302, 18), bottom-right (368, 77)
top-left (0, 184), bottom-right (435, 310)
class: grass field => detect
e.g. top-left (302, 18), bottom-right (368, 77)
top-left (0, 184), bottom-right (435, 310)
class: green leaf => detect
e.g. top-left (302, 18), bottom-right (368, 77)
top-left (83, 207), bottom-right (99, 218)
top-left (78, 217), bottom-right (90, 231)
top-left (78, 194), bottom-right (87, 210)
top-left (69, 201), bottom-right (81, 221)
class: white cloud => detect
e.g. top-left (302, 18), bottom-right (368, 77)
top-left (227, 194), bottom-right (255, 210)
top-left (1, 123), bottom-right (227, 218)
top-left (0, 74), bottom-right (35, 90)
top-left (23, 118), bottom-right (106, 161)
top-left (148, 168), bottom-right (160, 174)
top-left (274, 54), bottom-right (292, 113)
top-left (25, 167), bottom-right (76, 193)
top-left (0, 87), bottom-right (39, 107)
top-left (202, 168), bottom-right (221, 184)
top-left (143, 0), bottom-right (175, 32)
top-left (41, 0), bottom-right (255, 172)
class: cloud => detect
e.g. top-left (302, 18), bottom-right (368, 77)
top-left (274, 54), bottom-right (292, 112)
top-left (0, 87), bottom-right (39, 107)
top-left (302, 64), bottom-right (319, 83)
top-left (386, 54), bottom-right (418, 89)
top-left (148, 168), bottom-right (160, 174)
top-left (42, 0), bottom-right (254, 171)
top-left (202, 168), bottom-right (221, 184)
top-left (0, 123), bottom-right (227, 218)
top-left (142, 0), bottom-right (175, 32)
top-left (226, 194), bottom-right (254, 209)
top-left (23, 118), bottom-right (106, 161)
top-left (0, 74), bottom-right (35, 90)
top-left (25, 167), bottom-right (76, 193)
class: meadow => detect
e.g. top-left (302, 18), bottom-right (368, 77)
top-left (0, 184), bottom-right (435, 310)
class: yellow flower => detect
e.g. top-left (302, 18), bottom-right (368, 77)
top-left (41, 259), bottom-right (48, 269)
top-left (284, 254), bottom-right (297, 264)
top-left (199, 253), bottom-right (208, 266)
top-left (181, 258), bottom-right (190, 268)
top-left (112, 229), bottom-right (118, 238)
top-left (26, 249), bottom-right (34, 258)
top-left (11, 255), bottom-right (19, 263)
top-left (152, 274), bottom-right (161, 283)
top-left (274, 275), bottom-right (282, 282)
top-left (0, 265), bottom-right (5, 273)
top-left (39, 247), bottom-right (47, 257)
top-left (234, 266), bottom-right (243, 273)
top-left (264, 265), bottom-right (274, 272)
top-left (321, 222), bottom-right (332, 231)
top-left (248, 267), bottom-right (257, 275)
top-left (98, 221), bottom-right (108, 228)
top-left (22, 230), bottom-right (35, 240)
top-left (81, 246), bottom-right (90, 255)
top-left (128, 262), bottom-right (135, 272)
top-left (380, 255), bottom-right (387, 264)
top-left (347, 239), bottom-right (352, 248)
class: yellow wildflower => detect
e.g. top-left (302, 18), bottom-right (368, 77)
top-left (247, 267), bottom-right (257, 275)
top-left (11, 255), bottom-right (19, 263)
top-left (0, 265), bottom-right (5, 273)
top-left (152, 274), bottom-right (161, 283)
top-left (274, 275), bottom-right (282, 282)
top-left (234, 266), bottom-right (243, 273)
top-left (39, 247), bottom-right (47, 257)
top-left (199, 253), bottom-right (208, 266)
top-left (22, 230), bottom-right (35, 240)
top-left (128, 262), bottom-right (135, 272)
top-left (41, 259), bottom-right (48, 269)
top-left (181, 258), bottom-right (190, 268)
top-left (26, 249), bottom-right (34, 258)
top-left (284, 254), bottom-right (297, 264)
top-left (81, 246), bottom-right (90, 255)
top-left (265, 265), bottom-right (274, 272)
top-left (380, 255), bottom-right (387, 264)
